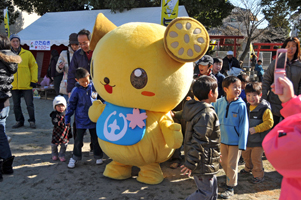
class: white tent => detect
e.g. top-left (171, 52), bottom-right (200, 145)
top-left (18, 6), bottom-right (188, 46)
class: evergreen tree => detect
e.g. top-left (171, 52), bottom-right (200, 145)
top-left (12, 0), bottom-right (233, 29)
top-left (13, 0), bottom-right (90, 15)
top-left (180, 0), bottom-right (234, 28)
top-left (0, 0), bottom-right (19, 25)
top-left (261, 0), bottom-right (291, 32)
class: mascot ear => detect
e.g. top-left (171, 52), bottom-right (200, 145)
top-left (163, 17), bottom-right (210, 63)
top-left (90, 13), bottom-right (117, 51)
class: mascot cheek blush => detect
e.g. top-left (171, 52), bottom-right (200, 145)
top-left (88, 14), bottom-right (210, 184)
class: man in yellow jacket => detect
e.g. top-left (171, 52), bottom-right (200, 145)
top-left (10, 34), bottom-right (38, 129)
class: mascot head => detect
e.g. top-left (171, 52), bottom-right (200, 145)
top-left (90, 14), bottom-right (209, 112)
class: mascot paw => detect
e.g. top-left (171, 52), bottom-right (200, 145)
top-left (88, 100), bottom-right (105, 122)
top-left (166, 123), bottom-right (183, 149)
top-left (169, 122), bottom-right (181, 132)
top-left (137, 163), bottom-right (164, 185)
top-left (103, 161), bottom-right (132, 180)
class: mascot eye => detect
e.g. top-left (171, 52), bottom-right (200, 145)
top-left (130, 68), bottom-right (147, 89)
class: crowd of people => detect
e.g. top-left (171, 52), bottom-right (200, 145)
top-left (179, 36), bottom-right (301, 200)
top-left (0, 31), bottom-right (300, 200)
top-left (0, 29), bottom-right (102, 180)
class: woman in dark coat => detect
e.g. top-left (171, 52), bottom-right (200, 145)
top-left (0, 34), bottom-right (22, 181)
top-left (262, 37), bottom-right (301, 126)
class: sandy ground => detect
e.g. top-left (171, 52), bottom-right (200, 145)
top-left (0, 94), bottom-right (282, 200)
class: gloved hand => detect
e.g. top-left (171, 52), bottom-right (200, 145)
top-left (30, 82), bottom-right (37, 88)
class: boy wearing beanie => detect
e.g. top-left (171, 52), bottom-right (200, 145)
top-left (50, 95), bottom-right (71, 162)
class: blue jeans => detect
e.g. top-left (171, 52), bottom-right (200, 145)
top-left (0, 124), bottom-right (12, 159)
top-left (12, 90), bottom-right (35, 123)
top-left (0, 106), bottom-right (9, 132)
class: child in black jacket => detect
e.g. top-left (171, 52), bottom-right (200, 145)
top-left (181, 76), bottom-right (221, 200)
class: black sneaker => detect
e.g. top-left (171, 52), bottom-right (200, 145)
top-left (220, 187), bottom-right (234, 199)
top-left (89, 149), bottom-right (94, 156)
top-left (250, 177), bottom-right (264, 184)
top-left (12, 122), bottom-right (24, 128)
top-left (238, 157), bottom-right (245, 165)
top-left (29, 122), bottom-right (36, 129)
top-left (240, 169), bottom-right (251, 174)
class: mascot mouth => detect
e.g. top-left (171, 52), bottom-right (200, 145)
top-left (100, 79), bottom-right (115, 94)
top-left (104, 84), bottom-right (113, 94)
top-left (141, 91), bottom-right (155, 96)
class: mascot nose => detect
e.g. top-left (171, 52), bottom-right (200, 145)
top-left (104, 77), bottom-right (110, 84)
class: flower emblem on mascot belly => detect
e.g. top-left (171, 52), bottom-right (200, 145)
top-left (97, 103), bottom-right (148, 145)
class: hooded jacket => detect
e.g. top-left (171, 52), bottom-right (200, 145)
top-left (65, 82), bottom-right (97, 129)
top-left (11, 48), bottom-right (38, 90)
top-left (182, 100), bottom-right (221, 175)
top-left (262, 95), bottom-right (301, 200)
top-left (0, 50), bottom-right (21, 100)
top-left (262, 56), bottom-right (301, 117)
top-left (213, 97), bottom-right (249, 150)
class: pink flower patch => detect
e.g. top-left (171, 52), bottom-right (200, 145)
top-left (126, 108), bottom-right (147, 129)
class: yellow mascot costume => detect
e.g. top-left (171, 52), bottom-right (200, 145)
top-left (89, 14), bottom-right (209, 184)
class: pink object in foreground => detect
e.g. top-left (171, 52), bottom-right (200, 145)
top-left (126, 108), bottom-right (147, 129)
top-left (262, 95), bottom-right (301, 200)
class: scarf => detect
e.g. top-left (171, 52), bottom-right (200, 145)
top-left (11, 47), bottom-right (21, 55)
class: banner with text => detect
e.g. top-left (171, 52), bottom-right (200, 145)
top-left (30, 40), bottom-right (51, 50)
top-left (161, 0), bottom-right (179, 26)
top-left (3, 8), bottom-right (10, 37)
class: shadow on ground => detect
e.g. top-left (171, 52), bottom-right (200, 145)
top-left (0, 98), bottom-right (282, 200)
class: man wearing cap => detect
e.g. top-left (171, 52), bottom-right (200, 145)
top-left (193, 55), bottom-right (217, 81)
top-left (67, 29), bottom-right (93, 96)
top-left (221, 51), bottom-right (240, 76)
top-left (56, 33), bottom-right (80, 99)
top-left (10, 34), bottom-right (38, 129)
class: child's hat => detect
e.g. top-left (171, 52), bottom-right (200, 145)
top-left (53, 95), bottom-right (67, 110)
top-left (196, 55), bottom-right (213, 66)
top-left (227, 51), bottom-right (234, 56)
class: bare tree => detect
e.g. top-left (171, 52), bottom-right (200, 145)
top-left (258, 27), bottom-right (288, 43)
top-left (232, 0), bottom-right (267, 61)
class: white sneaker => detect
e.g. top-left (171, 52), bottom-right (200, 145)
top-left (7, 136), bottom-right (12, 143)
top-left (96, 159), bottom-right (103, 165)
top-left (68, 158), bottom-right (77, 168)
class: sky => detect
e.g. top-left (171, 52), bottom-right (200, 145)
top-left (229, 0), bottom-right (269, 29)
